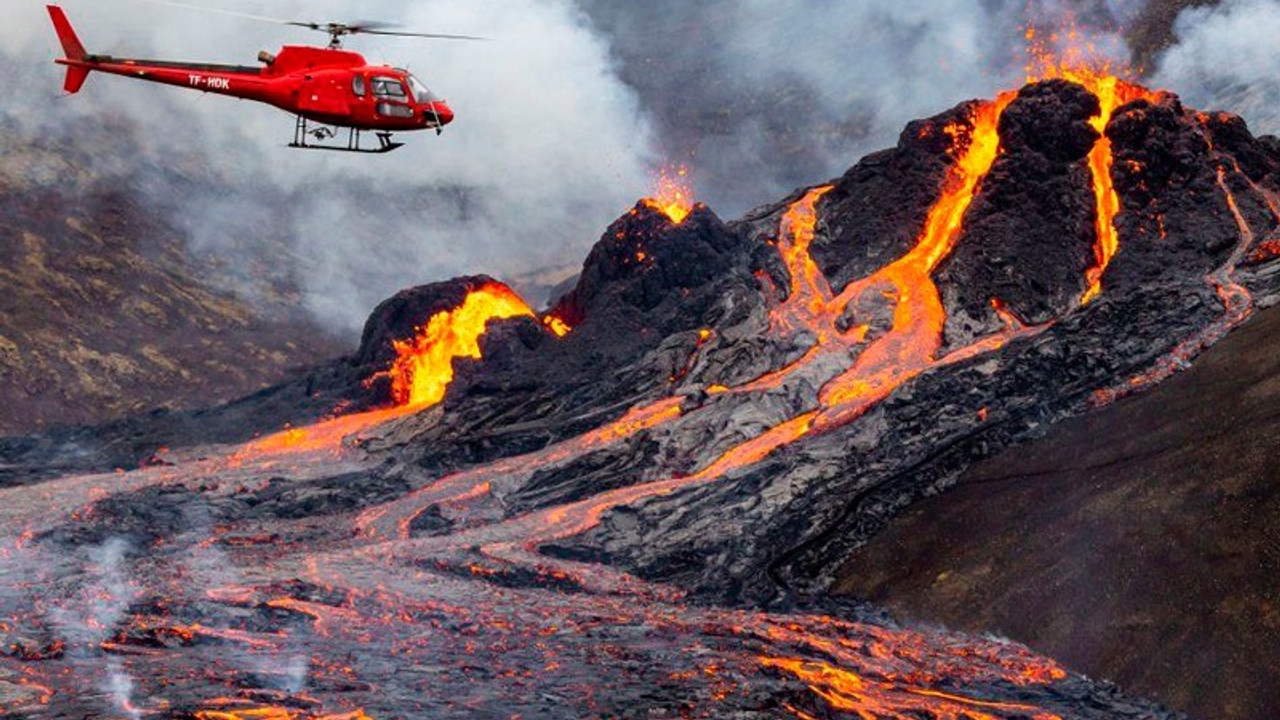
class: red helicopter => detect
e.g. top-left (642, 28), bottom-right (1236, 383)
top-left (47, 3), bottom-right (483, 153)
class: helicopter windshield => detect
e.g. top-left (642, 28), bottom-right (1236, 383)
top-left (372, 76), bottom-right (408, 99)
top-left (406, 74), bottom-right (439, 104)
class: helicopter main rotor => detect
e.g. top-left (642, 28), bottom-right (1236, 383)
top-left (285, 20), bottom-right (487, 49)
top-left (147, 0), bottom-right (488, 49)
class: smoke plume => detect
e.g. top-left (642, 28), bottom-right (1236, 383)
top-left (41, 537), bottom-right (144, 717)
top-left (1, 0), bottom-right (1258, 336)
top-left (1152, 0), bottom-right (1280, 133)
top-left (575, 0), bottom-right (1149, 216)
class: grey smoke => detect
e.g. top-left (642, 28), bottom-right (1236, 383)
top-left (0, 0), bottom-right (1249, 337)
top-left (1152, 0), bottom-right (1280, 133)
top-left (575, 0), bottom-right (1146, 217)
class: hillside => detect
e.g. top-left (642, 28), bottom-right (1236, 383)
top-left (0, 113), bottom-right (347, 433)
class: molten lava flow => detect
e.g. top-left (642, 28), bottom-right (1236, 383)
top-left (760, 657), bottom-right (1062, 720)
top-left (643, 165), bottom-right (695, 224)
top-left (238, 283), bottom-right (537, 459)
top-left (1070, 73), bottom-right (1157, 304)
top-left (819, 93), bottom-right (1016, 414)
top-left (1025, 27), bottom-right (1161, 304)
top-left (1251, 239), bottom-right (1280, 264)
top-left (386, 284), bottom-right (535, 408)
top-left (470, 96), bottom-right (1034, 577)
top-left (771, 187), bottom-right (835, 334)
top-left (237, 407), bottom-right (412, 457)
top-left (1094, 162), bottom-right (1258, 406)
top-left (194, 709), bottom-right (374, 720)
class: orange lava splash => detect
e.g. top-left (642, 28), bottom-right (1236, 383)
top-left (542, 314), bottom-right (572, 337)
top-left (386, 283), bottom-right (535, 408)
top-left (643, 165), bottom-right (695, 224)
top-left (239, 283), bottom-right (537, 459)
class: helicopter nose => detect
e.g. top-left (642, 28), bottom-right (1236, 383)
top-left (428, 102), bottom-right (455, 127)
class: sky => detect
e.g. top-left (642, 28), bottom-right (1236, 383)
top-left (0, 0), bottom-right (1273, 334)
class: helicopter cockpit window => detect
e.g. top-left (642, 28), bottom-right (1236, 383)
top-left (407, 75), bottom-right (439, 104)
top-left (352, 75), bottom-right (367, 97)
top-left (372, 77), bottom-right (408, 99)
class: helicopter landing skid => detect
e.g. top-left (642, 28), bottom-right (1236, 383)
top-left (289, 116), bottom-right (404, 154)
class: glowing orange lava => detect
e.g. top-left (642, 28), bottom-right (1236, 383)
top-left (13, 42), bottom-right (1269, 720)
top-left (194, 708), bottom-right (374, 720)
top-left (818, 92), bottom-right (1016, 413)
top-left (543, 314), bottom-right (572, 337)
top-left (238, 283), bottom-right (537, 459)
top-left (1250, 239), bottom-right (1280, 264)
top-left (478, 94), bottom-right (1034, 565)
top-left (237, 407), bottom-right (412, 457)
top-left (386, 284), bottom-right (535, 408)
top-left (760, 656), bottom-right (1063, 720)
top-left (643, 165), bottom-right (695, 224)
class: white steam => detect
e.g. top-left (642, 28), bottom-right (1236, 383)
top-left (177, 509), bottom-right (314, 694)
top-left (105, 657), bottom-right (142, 720)
top-left (48, 537), bottom-right (138, 647)
top-left (1153, 0), bottom-right (1280, 133)
top-left (42, 537), bottom-right (144, 718)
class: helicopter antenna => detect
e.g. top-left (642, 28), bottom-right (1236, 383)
top-left (142, 0), bottom-right (489, 49)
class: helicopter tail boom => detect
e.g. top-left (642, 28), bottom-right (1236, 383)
top-left (47, 5), bottom-right (92, 93)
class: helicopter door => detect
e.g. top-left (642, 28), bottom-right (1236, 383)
top-left (297, 74), bottom-right (351, 116)
top-left (372, 76), bottom-right (414, 119)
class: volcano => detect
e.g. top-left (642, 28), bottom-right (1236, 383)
top-left (1, 72), bottom-right (1278, 720)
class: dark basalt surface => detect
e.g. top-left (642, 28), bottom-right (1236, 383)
top-left (565, 79), bottom-right (1277, 594)
top-left (551, 202), bottom-right (746, 336)
top-left (807, 103), bottom-right (969, 292)
top-left (937, 79), bottom-right (1100, 342)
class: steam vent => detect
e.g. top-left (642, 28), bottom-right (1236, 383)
top-left (3, 76), bottom-right (1280, 720)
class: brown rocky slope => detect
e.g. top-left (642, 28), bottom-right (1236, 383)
top-left (0, 114), bottom-right (347, 434)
